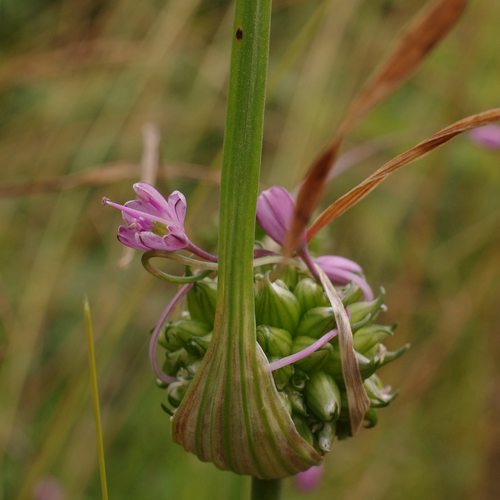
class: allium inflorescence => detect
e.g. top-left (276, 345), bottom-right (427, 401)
top-left (104, 183), bottom-right (408, 456)
top-left (158, 262), bottom-right (407, 454)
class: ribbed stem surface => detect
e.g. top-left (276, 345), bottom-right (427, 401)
top-left (171, 0), bottom-right (321, 480)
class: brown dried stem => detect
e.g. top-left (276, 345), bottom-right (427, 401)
top-left (307, 108), bottom-right (500, 240)
top-left (285, 0), bottom-right (468, 255)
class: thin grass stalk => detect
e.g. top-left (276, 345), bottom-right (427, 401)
top-left (83, 298), bottom-right (109, 500)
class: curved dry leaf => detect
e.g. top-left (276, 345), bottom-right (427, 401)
top-left (316, 264), bottom-right (369, 435)
top-left (307, 108), bottom-right (500, 240)
top-left (285, 0), bottom-right (467, 256)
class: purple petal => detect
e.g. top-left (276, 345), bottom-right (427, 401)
top-left (469, 125), bottom-right (500, 150)
top-left (167, 190), bottom-right (187, 224)
top-left (317, 262), bottom-right (374, 300)
top-left (139, 231), bottom-right (188, 252)
top-left (133, 182), bottom-right (173, 214)
top-left (162, 232), bottom-right (189, 251)
top-left (117, 226), bottom-right (149, 250)
top-left (256, 186), bottom-right (306, 247)
top-left (315, 255), bottom-right (363, 274)
top-left (121, 200), bottom-right (158, 228)
top-left (295, 465), bottom-right (324, 492)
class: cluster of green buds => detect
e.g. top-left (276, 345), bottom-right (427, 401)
top-left (104, 182), bottom-right (409, 474)
top-left (159, 264), bottom-right (408, 454)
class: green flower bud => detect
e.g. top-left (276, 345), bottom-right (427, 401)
top-left (317, 421), bottom-right (336, 453)
top-left (167, 381), bottom-right (189, 406)
top-left (161, 399), bottom-right (177, 416)
top-left (364, 407), bottom-right (378, 428)
top-left (295, 307), bottom-right (335, 339)
top-left (305, 372), bottom-right (341, 422)
top-left (348, 290), bottom-right (386, 325)
top-left (158, 326), bottom-right (184, 351)
top-left (278, 390), bottom-right (292, 415)
top-left (324, 349), bottom-right (376, 381)
top-left (255, 276), bottom-right (301, 333)
top-left (290, 369), bottom-right (309, 391)
top-left (269, 359), bottom-right (294, 390)
top-left (292, 336), bottom-right (334, 372)
top-left (364, 374), bottom-right (397, 408)
top-left (256, 325), bottom-right (293, 357)
top-left (280, 265), bottom-right (299, 290)
top-left (163, 348), bottom-right (198, 376)
top-left (186, 359), bottom-right (201, 377)
top-left (292, 414), bottom-right (314, 446)
top-left (162, 319), bottom-right (211, 351)
top-left (286, 388), bottom-right (308, 417)
top-left (294, 277), bottom-right (328, 311)
top-left (341, 283), bottom-right (363, 306)
top-left (374, 343), bottom-right (410, 368)
top-left (353, 324), bottom-right (393, 353)
top-left (186, 333), bottom-right (213, 357)
top-left (187, 279), bottom-right (217, 326)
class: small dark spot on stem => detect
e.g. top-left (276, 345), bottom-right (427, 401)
top-left (235, 27), bottom-right (243, 40)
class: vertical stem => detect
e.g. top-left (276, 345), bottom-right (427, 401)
top-left (172, 0), bottom-right (319, 481)
top-left (217, 0), bottom-right (279, 496)
top-left (217, 0), bottom-right (272, 302)
top-left (251, 478), bottom-right (282, 500)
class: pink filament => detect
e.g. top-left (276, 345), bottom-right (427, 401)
top-left (268, 329), bottom-right (338, 372)
top-left (149, 283), bottom-right (193, 384)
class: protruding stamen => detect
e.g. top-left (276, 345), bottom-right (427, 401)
top-left (149, 284), bottom-right (193, 384)
top-left (268, 329), bottom-right (338, 372)
top-left (103, 197), bottom-right (167, 227)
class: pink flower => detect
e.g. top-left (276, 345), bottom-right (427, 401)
top-left (256, 186), bottom-right (373, 299)
top-left (316, 255), bottom-right (373, 300)
top-left (256, 186), bottom-right (307, 249)
top-left (103, 183), bottom-right (188, 252)
top-left (295, 465), bottom-right (324, 492)
top-left (468, 125), bottom-right (500, 150)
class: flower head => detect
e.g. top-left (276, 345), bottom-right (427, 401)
top-left (468, 125), bottom-right (500, 150)
top-left (103, 182), bottom-right (189, 252)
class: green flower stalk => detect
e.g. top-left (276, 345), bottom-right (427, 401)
top-left (170, 0), bottom-right (323, 480)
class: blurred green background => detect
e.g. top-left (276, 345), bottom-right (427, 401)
top-left (0, 0), bottom-right (499, 499)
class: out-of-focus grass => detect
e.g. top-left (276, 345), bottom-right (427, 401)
top-left (0, 0), bottom-right (498, 499)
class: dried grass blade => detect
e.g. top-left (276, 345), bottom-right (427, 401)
top-left (316, 264), bottom-right (369, 435)
top-left (284, 0), bottom-right (467, 256)
top-left (284, 138), bottom-right (342, 257)
top-left (0, 162), bottom-right (219, 198)
top-left (308, 108), bottom-right (500, 240)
